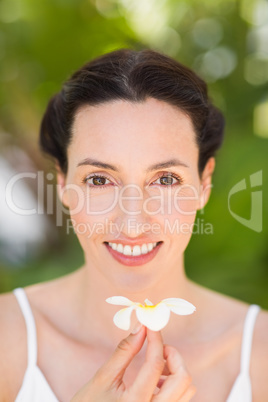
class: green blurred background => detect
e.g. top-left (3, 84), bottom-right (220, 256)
top-left (0, 0), bottom-right (267, 307)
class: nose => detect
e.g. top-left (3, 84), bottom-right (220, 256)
top-left (113, 184), bottom-right (154, 237)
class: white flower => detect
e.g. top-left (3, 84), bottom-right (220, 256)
top-left (105, 296), bottom-right (196, 331)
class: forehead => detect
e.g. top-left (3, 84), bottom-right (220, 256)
top-left (69, 98), bottom-right (199, 167)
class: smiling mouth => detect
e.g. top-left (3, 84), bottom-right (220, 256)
top-left (103, 241), bottom-right (163, 266)
top-left (104, 241), bottom-right (162, 256)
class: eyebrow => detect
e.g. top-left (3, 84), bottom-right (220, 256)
top-left (77, 158), bottom-right (119, 171)
top-left (77, 158), bottom-right (189, 171)
top-left (146, 159), bottom-right (189, 172)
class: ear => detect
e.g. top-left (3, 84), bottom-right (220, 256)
top-left (197, 157), bottom-right (215, 211)
top-left (56, 164), bottom-right (70, 208)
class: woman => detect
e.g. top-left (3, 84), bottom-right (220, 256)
top-left (0, 49), bottom-right (267, 401)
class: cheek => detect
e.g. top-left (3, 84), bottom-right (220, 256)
top-left (66, 189), bottom-right (120, 241)
top-left (69, 187), bottom-right (119, 213)
top-left (172, 185), bottom-right (201, 215)
top-left (146, 187), bottom-right (199, 240)
top-left (144, 186), bottom-right (199, 218)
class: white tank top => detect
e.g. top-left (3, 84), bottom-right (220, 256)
top-left (13, 287), bottom-right (260, 401)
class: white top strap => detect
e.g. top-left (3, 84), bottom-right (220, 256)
top-left (13, 287), bottom-right (37, 367)
top-left (240, 304), bottom-right (260, 374)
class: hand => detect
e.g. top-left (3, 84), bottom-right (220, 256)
top-left (71, 325), bottom-right (196, 402)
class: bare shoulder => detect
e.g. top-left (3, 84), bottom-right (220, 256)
top-left (0, 274), bottom-right (77, 400)
top-left (251, 307), bottom-right (268, 401)
top-left (0, 291), bottom-right (27, 401)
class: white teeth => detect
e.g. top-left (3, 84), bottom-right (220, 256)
top-left (132, 245), bottom-right (141, 256)
top-left (123, 245), bottom-right (132, 256)
top-left (141, 244), bottom-right (148, 254)
top-left (116, 243), bottom-right (124, 253)
top-left (147, 243), bottom-right (153, 252)
top-left (107, 242), bottom-right (159, 256)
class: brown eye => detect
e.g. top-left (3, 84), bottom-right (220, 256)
top-left (159, 176), bottom-right (174, 185)
top-left (153, 173), bottom-right (182, 186)
top-left (85, 175), bottom-right (112, 186)
top-left (92, 176), bottom-right (107, 186)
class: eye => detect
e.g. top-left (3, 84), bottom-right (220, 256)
top-left (152, 173), bottom-right (183, 186)
top-left (84, 174), bottom-right (113, 187)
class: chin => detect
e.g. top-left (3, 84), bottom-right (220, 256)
top-left (110, 268), bottom-right (163, 296)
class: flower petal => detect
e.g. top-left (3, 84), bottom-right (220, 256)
top-left (113, 306), bottom-right (135, 330)
top-left (136, 303), bottom-right (170, 331)
top-left (162, 298), bottom-right (196, 315)
top-left (105, 296), bottom-right (134, 306)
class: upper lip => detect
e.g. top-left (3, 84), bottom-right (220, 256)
top-left (104, 239), bottom-right (162, 246)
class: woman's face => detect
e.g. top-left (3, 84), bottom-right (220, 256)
top-left (59, 98), bottom-right (214, 290)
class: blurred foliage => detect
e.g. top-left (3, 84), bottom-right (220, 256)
top-left (0, 0), bottom-right (267, 308)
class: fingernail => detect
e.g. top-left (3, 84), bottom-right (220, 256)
top-left (131, 322), bottom-right (142, 334)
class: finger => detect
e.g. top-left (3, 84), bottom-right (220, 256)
top-left (96, 324), bottom-right (146, 386)
top-left (156, 375), bottom-right (168, 389)
top-left (155, 359), bottom-right (170, 387)
top-left (177, 385), bottom-right (196, 402)
top-left (162, 361), bottom-right (171, 376)
top-left (152, 345), bottom-right (192, 400)
top-left (129, 328), bottom-right (165, 400)
top-left (164, 344), bottom-right (185, 372)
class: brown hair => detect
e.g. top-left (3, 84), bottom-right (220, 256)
top-left (40, 48), bottom-right (224, 175)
